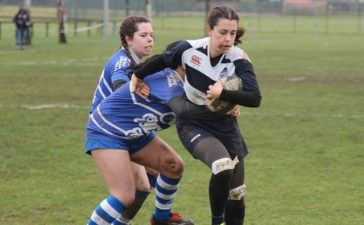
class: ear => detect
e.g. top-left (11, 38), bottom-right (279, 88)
top-left (125, 35), bottom-right (134, 46)
top-left (206, 26), bottom-right (213, 36)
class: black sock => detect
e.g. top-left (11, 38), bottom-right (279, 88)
top-left (209, 170), bottom-right (233, 225)
top-left (121, 190), bottom-right (150, 220)
top-left (224, 199), bottom-right (245, 225)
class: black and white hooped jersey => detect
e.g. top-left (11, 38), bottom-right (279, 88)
top-left (163, 37), bottom-right (260, 106)
top-left (87, 68), bottom-right (184, 141)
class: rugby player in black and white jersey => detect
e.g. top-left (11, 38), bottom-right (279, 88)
top-left (132, 6), bottom-right (262, 225)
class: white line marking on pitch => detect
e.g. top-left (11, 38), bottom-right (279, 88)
top-left (0, 104), bottom-right (363, 119)
top-left (0, 104), bottom-right (88, 110)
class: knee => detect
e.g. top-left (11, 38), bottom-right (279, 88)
top-left (228, 184), bottom-right (247, 201)
top-left (134, 176), bottom-right (152, 192)
top-left (110, 189), bottom-right (136, 206)
top-left (174, 158), bottom-right (184, 176)
top-left (168, 156), bottom-right (184, 177)
top-left (161, 155), bottom-right (184, 178)
top-left (211, 157), bottom-right (239, 176)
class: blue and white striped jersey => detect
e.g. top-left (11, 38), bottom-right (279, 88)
top-left (164, 37), bottom-right (260, 106)
top-left (87, 68), bottom-right (184, 141)
top-left (90, 48), bottom-right (134, 112)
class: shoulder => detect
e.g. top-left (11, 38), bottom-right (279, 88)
top-left (226, 46), bottom-right (252, 63)
top-left (186, 37), bottom-right (209, 49)
top-left (169, 40), bottom-right (192, 54)
top-left (113, 48), bottom-right (129, 58)
top-left (109, 49), bottom-right (131, 69)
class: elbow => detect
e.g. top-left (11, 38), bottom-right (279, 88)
top-left (252, 100), bottom-right (261, 107)
top-left (255, 96), bottom-right (262, 107)
top-left (172, 108), bottom-right (185, 117)
top-left (250, 95), bottom-right (262, 108)
top-left (168, 97), bottom-right (188, 117)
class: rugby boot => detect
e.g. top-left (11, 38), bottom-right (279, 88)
top-left (150, 212), bottom-right (194, 225)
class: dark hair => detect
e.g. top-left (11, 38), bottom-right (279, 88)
top-left (119, 16), bottom-right (151, 68)
top-left (207, 6), bottom-right (245, 46)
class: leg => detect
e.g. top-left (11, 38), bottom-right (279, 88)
top-left (131, 136), bottom-right (184, 178)
top-left (192, 137), bottom-right (235, 225)
top-left (131, 136), bottom-right (193, 225)
top-left (15, 28), bottom-right (21, 48)
top-left (122, 166), bottom-right (159, 221)
top-left (225, 160), bottom-right (246, 225)
top-left (114, 163), bottom-right (152, 225)
top-left (88, 149), bottom-right (135, 225)
top-left (22, 28), bottom-right (28, 48)
top-left (18, 28), bottom-right (25, 49)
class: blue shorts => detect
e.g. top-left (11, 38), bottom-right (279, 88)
top-left (84, 133), bottom-right (155, 155)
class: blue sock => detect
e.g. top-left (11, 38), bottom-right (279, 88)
top-left (111, 218), bottom-right (129, 225)
top-left (88, 195), bottom-right (126, 225)
top-left (153, 175), bottom-right (181, 221)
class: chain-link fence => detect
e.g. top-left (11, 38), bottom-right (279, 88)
top-left (1, 0), bottom-right (363, 39)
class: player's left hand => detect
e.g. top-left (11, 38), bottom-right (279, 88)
top-left (131, 74), bottom-right (150, 99)
top-left (227, 105), bottom-right (240, 117)
top-left (206, 79), bottom-right (223, 100)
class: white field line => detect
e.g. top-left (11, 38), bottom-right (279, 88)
top-left (239, 111), bottom-right (364, 120)
top-left (0, 23), bottom-right (103, 33)
top-left (0, 57), bottom-right (100, 66)
top-left (0, 104), bottom-right (89, 110)
top-left (0, 103), bottom-right (363, 119)
top-left (75, 23), bottom-right (103, 33)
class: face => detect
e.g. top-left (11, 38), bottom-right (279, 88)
top-left (127, 22), bottom-right (154, 58)
top-left (208, 18), bottom-right (238, 57)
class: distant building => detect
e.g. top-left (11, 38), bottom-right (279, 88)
top-left (283, 0), bottom-right (326, 14)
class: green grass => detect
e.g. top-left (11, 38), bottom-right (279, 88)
top-left (0, 16), bottom-right (364, 225)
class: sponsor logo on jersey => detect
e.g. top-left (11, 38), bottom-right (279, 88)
top-left (114, 56), bottom-right (131, 71)
top-left (134, 113), bottom-right (161, 133)
top-left (219, 67), bottom-right (228, 78)
top-left (190, 55), bottom-right (202, 66)
top-left (167, 72), bottom-right (179, 87)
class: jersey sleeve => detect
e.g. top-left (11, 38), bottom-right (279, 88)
top-left (135, 41), bottom-right (191, 79)
top-left (163, 41), bottom-right (191, 69)
top-left (219, 58), bottom-right (262, 107)
top-left (110, 55), bottom-right (132, 85)
top-left (235, 59), bottom-right (260, 94)
top-left (149, 70), bottom-right (185, 103)
top-left (168, 96), bottom-right (229, 120)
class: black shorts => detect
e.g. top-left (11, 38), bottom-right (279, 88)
top-left (176, 117), bottom-right (248, 158)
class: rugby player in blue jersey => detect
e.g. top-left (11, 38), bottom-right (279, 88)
top-left (88, 17), bottom-right (191, 225)
top-left (132, 6), bottom-right (262, 225)
top-left (89, 16), bottom-right (155, 225)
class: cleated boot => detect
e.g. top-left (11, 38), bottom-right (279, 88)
top-left (150, 212), bottom-right (194, 225)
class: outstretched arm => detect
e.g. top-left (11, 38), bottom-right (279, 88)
top-left (168, 96), bottom-right (229, 120)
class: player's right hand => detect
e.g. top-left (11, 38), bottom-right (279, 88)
top-left (131, 74), bottom-right (150, 99)
top-left (206, 79), bottom-right (224, 100)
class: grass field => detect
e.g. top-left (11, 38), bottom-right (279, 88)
top-left (0, 14), bottom-right (364, 225)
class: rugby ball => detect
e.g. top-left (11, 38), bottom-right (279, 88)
top-left (206, 76), bottom-right (242, 113)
